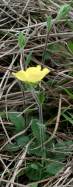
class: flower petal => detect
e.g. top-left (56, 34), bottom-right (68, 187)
top-left (41, 68), bottom-right (50, 78)
top-left (12, 71), bottom-right (27, 82)
top-left (12, 66), bottom-right (50, 83)
top-left (25, 67), bottom-right (49, 83)
top-left (26, 65), bottom-right (41, 74)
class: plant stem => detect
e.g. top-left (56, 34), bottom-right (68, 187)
top-left (39, 103), bottom-right (43, 124)
top-left (31, 86), bottom-right (46, 164)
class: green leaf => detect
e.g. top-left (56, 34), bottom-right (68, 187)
top-left (62, 113), bottom-right (73, 125)
top-left (16, 135), bottom-right (29, 146)
top-left (29, 139), bottom-right (45, 156)
top-left (28, 184), bottom-right (38, 187)
top-left (42, 51), bottom-right (51, 61)
top-left (47, 16), bottom-right (52, 32)
top-left (18, 32), bottom-right (26, 50)
top-left (25, 163), bottom-right (42, 181)
top-left (37, 92), bottom-right (45, 105)
top-left (31, 119), bottom-right (46, 142)
top-left (52, 140), bottom-right (73, 161)
top-left (67, 112), bottom-right (73, 120)
top-left (5, 143), bottom-right (20, 152)
top-left (56, 140), bottom-right (73, 151)
top-left (30, 163), bottom-right (39, 170)
top-left (67, 41), bottom-right (73, 53)
top-left (8, 112), bottom-right (25, 132)
top-left (25, 51), bottom-right (32, 66)
top-left (46, 162), bottom-right (64, 176)
top-left (56, 4), bottom-right (70, 20)
top-left (63, 87), bottom-right (73, 99)
top-left (48, 43), bottom-right (63, 53)
top-left (5, 136), bottom-right (30, 152)
top-left (67, 21), bottom-right (73, 31)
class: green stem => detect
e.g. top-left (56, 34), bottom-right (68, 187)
top-left (31, 86), bottom-right (46, 164)
top-left (39, 103), bottom-right (43, 124)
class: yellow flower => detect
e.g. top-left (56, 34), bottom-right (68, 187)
top-left (12, 65), bottom-right (50, 83)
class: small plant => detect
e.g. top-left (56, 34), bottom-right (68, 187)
top-left (0, 1), bottom-right (73, 187)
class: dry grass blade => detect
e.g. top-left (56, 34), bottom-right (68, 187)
top-left (6, 139), bottom-right (33, 187)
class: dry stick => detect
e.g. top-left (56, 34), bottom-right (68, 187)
top-left (1, 150), bottom-right (28, 182)
top-left (4, 155), bottom-right (63, 165)
top-left (2, 0), bottom-right (25, 26)
top-left (48, 0), bottom-right (60, 7)
top-left (5, 80), bottom-right (17, 120)
top-left (0, 18), bottom-right (72, 33)
top-left (0, 36), bottom-right (71, 58)
top-left (19, 35), bottom-right (28, 121)
top-left (64, 177), bottom-right (73, 187)
top-left (0, 121), bottom-right (32, 151)
top-left (0, 155), bottom-right (9, 173)
top-left (17, 103), bottom-right (36, 117)
top-left (0, 53), bottom-right (18, 99)
top-left (0, 7), bottom-right (16, 22)
top-left (53, 167), bottom-right (71, 187)
top-left (0, 65), bottom-right (16, 72)
top-left (46, 94), bottom-right (62, 142)
top-left (1, 159), bottom-right (15, 182)
top-left (22, 0), bottom-right (30, 15)
top-left (6, 139), bottom-right (33, 187)
top-left (0, 178), bottom-right (27, 187)
top-left (43, 30), bottom-right (50, 63)
top-left (43, 164), bottom-right (69, 187)
top-left (0, 177), bottom-right (51, 187)
top-left (20, 52), bottom-right (24, 70)
top-left (0, 44), bottom-right (18, 59)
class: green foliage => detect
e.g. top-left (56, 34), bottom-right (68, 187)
top-left (47, 16), bottom-right (52, 32)
top-left (5, 135), bottom-right (29, 152)
top-left (48, 43), bottom-right (65, 53)
top-left (63, 87), bottom-right (73, 99)
top-left (5, 143), bottom-right (21, 152)
top-left (43, 43), bottom-right (64, 62)
top-left (56, 4), bottom-right (70, 20)
top-left (16, 135), bottom-right (29, 146)
top-left (62, 112), bottom-right (73, 125)
top-left (53, 140), bottom-right (73, 156)
top-left (42, 51), bottom-right (51, 61)
top-left (25, 51), bottom-right (32, 66)
top-left (8, 112), bottom-right (25, 132)
top-left (25, 163), bottom-right (42, 181)
top-left (30, 184), bottom-right (38, 187)
top-left (24, 139), bottom-right (72, 180)
top-left (18, 32), bottom-right (26, 50)
top-left (31, 119), bottom-right (46, 143)
top-left (46, 140), bottom-right (72, 162)
top-left (37, 91), bottom-right (45, 105)
top-left (46, 162), bottom-right (64, 176)
top-left (1, 1), bottom-right (73, 185)
top-left (5, 112), bottom-right (73, 181)
top-left (67, 20), bottom-right (73, 30)
top-left (25, 160), bottom-right (64, 181)
top-left (67, 41), bottom-right (73, 53)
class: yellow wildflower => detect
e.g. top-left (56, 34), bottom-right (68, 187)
top-left (12, 65), bottom-right (50, 83)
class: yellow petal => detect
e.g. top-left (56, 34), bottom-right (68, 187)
top-left (12, 71), bottom-right (27, 82)
top-left (40, 68), bottom-right (50, 79)
top-left (25, 65), bottom-right (41, 74)
top-left (25, 67), bottom-right (49, 83)
top-left (36, 65), bottom-right (41, 70)
top-left (12, 66), bottom-right (50, 83)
